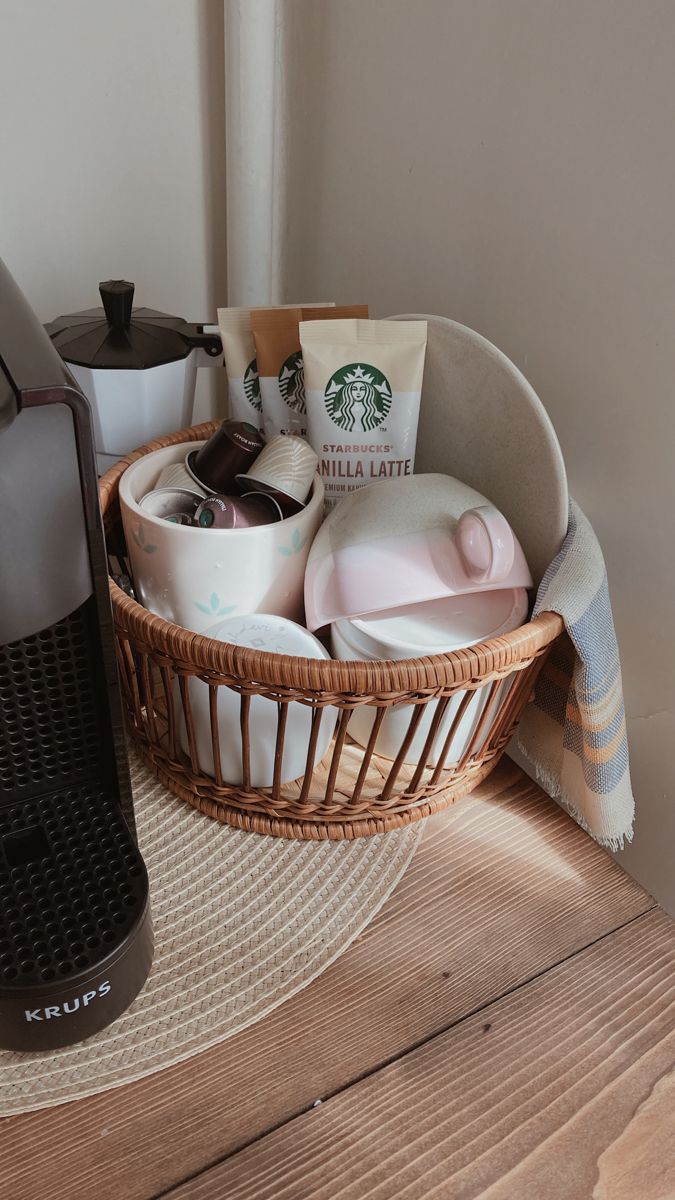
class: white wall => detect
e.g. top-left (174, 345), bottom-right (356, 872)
top-left (282, 0), bottom-right (675, 908)
top-left (0, 0), bottom-right (227, 420)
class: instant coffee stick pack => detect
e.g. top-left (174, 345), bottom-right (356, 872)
top-left (300, 318), bottom-right (428, 508)
top-left (217, 303), bottom-right (335, 430)
top-left (252, 305), bottom-right (369, 439)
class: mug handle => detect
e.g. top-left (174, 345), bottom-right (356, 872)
top-left (455, 505), bottom-right (515, 583)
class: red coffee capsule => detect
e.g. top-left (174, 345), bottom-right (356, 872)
top-left (194, 493), bottom-right (282, 529)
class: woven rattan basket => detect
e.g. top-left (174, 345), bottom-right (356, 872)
top-left (100, 422), bottom-right (563, 839)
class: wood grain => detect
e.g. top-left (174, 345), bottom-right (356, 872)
top-left (592, 1065), bottom-right (675, 1200)
top-left (165, 909), bottom-right (675, 1200)
top-left (0, 762), bottom-right (653, 1200)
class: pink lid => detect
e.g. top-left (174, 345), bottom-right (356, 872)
top-left (305, 504), bottom-right (532, 631)
top-left (304, 474), bottom-right (533, 631)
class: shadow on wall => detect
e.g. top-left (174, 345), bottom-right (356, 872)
top-left (196, 0), bottom-right (228, 418)
top-left (198, 0), bottom-right (228, 312)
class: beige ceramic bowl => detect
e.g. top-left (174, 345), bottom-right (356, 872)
top-left (388, 314), bottom-right (568, 584)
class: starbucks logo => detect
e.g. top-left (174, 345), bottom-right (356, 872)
top-left (243, 357), bottom-right (262, 413)
top-left (324, 363), bottom-right (392, 432)
top-left (278, 350), bottom-right (306, 413)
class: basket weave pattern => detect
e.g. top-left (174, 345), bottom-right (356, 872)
top-left (101, 423), bottom-right (563, 839)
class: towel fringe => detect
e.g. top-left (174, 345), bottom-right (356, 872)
top-left (513, 739), bottom-right (633, 852)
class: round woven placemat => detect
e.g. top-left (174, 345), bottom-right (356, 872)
top-left (0, 752), bottom-right (422, 1115)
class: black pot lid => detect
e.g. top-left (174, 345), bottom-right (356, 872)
top-left (45, 280), bottom-right (222, 370)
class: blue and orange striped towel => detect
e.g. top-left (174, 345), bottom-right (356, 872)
top-left (513, 501), bottom-right (634, 849)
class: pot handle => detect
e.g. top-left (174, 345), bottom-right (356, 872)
top-left (179, 324), bottom-right (223, 359)
top-left (100, 279), bottom-right (134, 329)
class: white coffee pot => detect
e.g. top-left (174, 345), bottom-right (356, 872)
top-left (46, 280), bottom-right (222, 473)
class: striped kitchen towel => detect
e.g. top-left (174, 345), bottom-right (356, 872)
top-left (513, 501), bottom-right (634, 849)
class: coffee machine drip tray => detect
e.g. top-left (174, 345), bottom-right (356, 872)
top-left (0, 781), bottom-right (147, 991)
top-left (0, 602), bottom-right (145, 981)
top-left (0, 599), bottom-right (152, 1049)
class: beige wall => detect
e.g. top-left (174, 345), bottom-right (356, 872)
top-left (284, 0), bottom-right (675, 907)
top-left (0, 0), bottom-right (227, 420)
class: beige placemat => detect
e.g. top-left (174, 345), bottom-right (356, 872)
top-left (0, 752), bottom-right (422, 1115)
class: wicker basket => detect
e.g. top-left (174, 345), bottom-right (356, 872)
top-left (100, 422), bottom-right (563, 840)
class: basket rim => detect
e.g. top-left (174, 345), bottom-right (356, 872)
top-left (100, 422), bottom-right (564, 694)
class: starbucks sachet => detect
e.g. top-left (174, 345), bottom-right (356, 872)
top-left (299, 319), bottom-right (428, 508)
top-left (217, 304), bottom-right (334, 431)
top-left (251, 305), bottom-right (368, 440)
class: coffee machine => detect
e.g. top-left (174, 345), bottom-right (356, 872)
top-left (0, 260), bottom-right (152, 1050)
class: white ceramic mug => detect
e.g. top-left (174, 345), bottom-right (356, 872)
top-left (119, 442), bottom-right (324, 633)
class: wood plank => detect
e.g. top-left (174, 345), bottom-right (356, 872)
top-left (165, 909), bottom-right (675, 1200)
top-left (593, 1065), bottom-right (675, 1200)
top-left (0, 761), bottom-right (653, 1200)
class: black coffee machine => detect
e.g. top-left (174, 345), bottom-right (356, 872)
top-left (0, 260), bottom-right (152, 1050)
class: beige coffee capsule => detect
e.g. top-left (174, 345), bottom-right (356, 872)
top-left (237, 434), bottom-right (318, 507)
top-left (155, 462), bottom-right (208, 496)
top-left (139, 487), bottom-right (203, 520)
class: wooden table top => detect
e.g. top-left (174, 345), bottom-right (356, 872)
top-left (2, 758), bottom-right (673, 1200)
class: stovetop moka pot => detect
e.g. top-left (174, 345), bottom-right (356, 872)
top-left (46, 280), bottom-right (222, 472)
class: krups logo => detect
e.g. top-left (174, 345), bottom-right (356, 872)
top-left (24, 980), bottom-right (111, 1022)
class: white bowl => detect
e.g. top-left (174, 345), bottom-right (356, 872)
top-left (119, 441), bottom-right (324, 633)
top-left (178, 614), bottom-right (337, 787)
top-left (388, 314), bottom-right (568, 584)
top-left (331, 589), bottom-right (528, 766)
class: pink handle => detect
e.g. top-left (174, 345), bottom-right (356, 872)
top-left (455, 505), bottom-right (515, 583)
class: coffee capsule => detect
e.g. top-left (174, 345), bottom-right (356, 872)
top-left (194, 493), bottom-right (282, 529)
top-left (234, 477), bottom-right (304, 517)
top-left (155, 462), bottom-right (207, 496)
top-left (139, 487), bottom-right (203, 520)
top-left (164, 512), bottom-right (194, 526)
top-left (236, 433), bottom-right (317, 509)
top-left (186, 420), bottom-right (264, 495)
